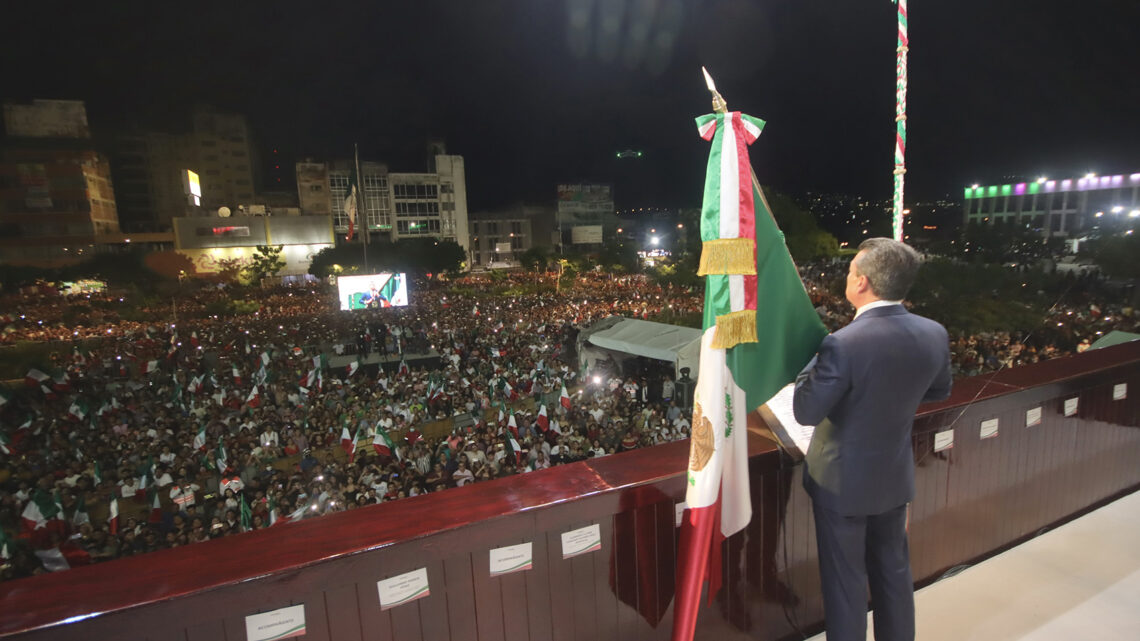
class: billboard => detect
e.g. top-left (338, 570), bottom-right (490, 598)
top-left (494, 242), bottom-right (512, 254)
top-left (183, 169), bottom-right (201, 206)
top-left (337, 273), bottom-right (409, 310)
top-left (556, 184), bottom-right (613, 229)
top-left (571, 225), bottom-right (603, 244)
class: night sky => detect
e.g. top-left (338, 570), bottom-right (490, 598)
top-left (2, 0), bottom-right (1137, 210)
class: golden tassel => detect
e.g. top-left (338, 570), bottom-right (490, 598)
top-left (697, 238), bottom-right (757, 276)
top-left (711, 310), bottom-right (758, 349)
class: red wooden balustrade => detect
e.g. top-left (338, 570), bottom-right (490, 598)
top-left (2, 342), bottom-right (1139, 641)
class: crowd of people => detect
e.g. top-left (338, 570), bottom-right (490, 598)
top-left (0, 272), bottom-right (698, 580)
top-left (1, 262), bottom-right (1136, 580)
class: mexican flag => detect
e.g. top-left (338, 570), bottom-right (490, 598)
top-left (506, 413), bottom-right (520, 440)
top-left (398, 357), bottom-right (409, 377)
top-left (536, 405), bottom-right (549, 432)
top-left (373, 427), bottom-right (396, 458)
top-left (148, 486), bottom-right (163, 524)
top-left (232, 366), bottom-right (242, 386)
top-left (246, 385), bottom-right (261, 409)
top-left (0, 431), bottom-right (11, 455)
top-left (560, 384), bottom-right (572, 410)
top-left (216, 441), bottom-right (229, 472)
top-left (40, 384), bottom-right (57, 401)
top-left (344, 164), bottom-right (359, 242)
top-left (672, 108), bottom-right (827, 641)
top-left (348, 427), bottom-right (363, 464)
top-left (68, 399), bottom-right (89, 421)
top-left (52, 373), bottom-right (71, 392)
top-left (340, 426), bottom-right (353, 454)
top-left (427, 376), bottom-right (443, 402)
top-left (21, 489), bottom-right (67, 543)
top-left (240, 495), bottom-right (252, 532)
top-left (302, 368), bottom-right (319, 388)
top-left (261, 351), bottom-right (271, 367)
top-left (346, 360), bottom-right (359, 378)
top-left (25, 368), bottom-right (50, 387)
top-left (72, 494), bottom-right (90, 527)
top-left (268, 494), bottom-right (280, 526)
top-left (142, 360), bottom-right (160, 375)
top-left (504, 433), bottom-right (524, 467)
top-left (108, 497), bottom-right (119, 535)
top-left (193, 424), bottom-right (207, 451)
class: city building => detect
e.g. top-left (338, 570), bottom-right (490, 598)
top-left (170, 214), bottom-right (334, 277)
top-left (0, 99), bottom-right (121, 266)
top-left (556, 183), bottom-right (616, 248)
top-left (468, 204), bottom-right (554, 268)
top-left (107, 105), bottom-right (259, 233)
top-left (296, 152), bottom-right (470, 252)
top-left (964, 171), bottom-right (1140, 237)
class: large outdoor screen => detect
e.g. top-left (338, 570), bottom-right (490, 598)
top-left (337, 273), bottom-right (409, 310)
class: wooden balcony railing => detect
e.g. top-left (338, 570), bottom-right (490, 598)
top-left (2, 342), bottom-right (1139, 641)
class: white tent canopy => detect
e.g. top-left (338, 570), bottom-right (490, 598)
top-left (578, 316), bottom-right (702, 379)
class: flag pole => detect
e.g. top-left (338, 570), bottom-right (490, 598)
top-left (892, 0), bottom-right (909, 242)
top-left (702, 68), bottom-right (781, 228)
top-left (355, 143), bottom-right (369, 271)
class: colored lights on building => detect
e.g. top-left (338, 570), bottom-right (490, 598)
top-left (964, 172), bottom-right (1140, 199)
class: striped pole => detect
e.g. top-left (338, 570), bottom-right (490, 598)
top-left (893, 0), bottom-right (908, 242)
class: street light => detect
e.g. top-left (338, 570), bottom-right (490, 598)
top-left (650, 236), bottom-right (659, 245)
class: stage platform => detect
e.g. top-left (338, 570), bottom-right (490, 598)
top-left (803, 489), bottom-right (1140, 641)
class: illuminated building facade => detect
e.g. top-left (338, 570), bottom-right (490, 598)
top-left (964, 172), bottom-right (1140, 237)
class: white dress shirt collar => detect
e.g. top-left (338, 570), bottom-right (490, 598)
top-left (853, 299), bottom-right (903, 320)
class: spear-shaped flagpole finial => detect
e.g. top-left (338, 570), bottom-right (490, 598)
top-left (702, 66), bottom-right (728, 114)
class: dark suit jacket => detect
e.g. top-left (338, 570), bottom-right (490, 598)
top-left (793, 304), bottom-right (952, 516)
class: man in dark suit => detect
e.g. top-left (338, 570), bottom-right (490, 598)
top-left (793, 238), bottom-right (952, 641)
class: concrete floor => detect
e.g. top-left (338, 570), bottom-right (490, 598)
top-left (807, 490), bottom-right (1140, 640)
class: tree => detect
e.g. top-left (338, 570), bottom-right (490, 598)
top-left (308, 245), bottom-right (368, 278)
top-left (598, 237), bottom-right (640, 273)
top-left (958, 220), bottom-right (1062, 265)
top-left (1082, 234), bottom-right (1140, 280)
top-left (401, 238), bottom-right (466, 279)
top-left (309, 239), bottom-right (466, 279)
top-left (245, 245), bottom-right (286, 282)
top-left (518, 247), bottom-right (550, 272)
top-left (764, 190), bottom-right (840, 261)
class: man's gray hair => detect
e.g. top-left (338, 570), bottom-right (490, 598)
top-left (854, 238), bottom-right (921, 301)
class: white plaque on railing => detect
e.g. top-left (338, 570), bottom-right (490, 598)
top-left (489, 542), bottom-right (533, 577)
top-left (1113, 383), bottom-right (1127, 400)
top-left (377, 568), bottom-right (430, 610)
top-left (245, 604), bottom-right (306, 641)
top-left (675, 501), bottom-right (687, 527)
top-left (1025, 407), bottom-right (1042, 427)
top-left (933, 430), bottom-right (954, 452)
top-left (561, 524), bottom-right (602, 559)
top-left (1064, 397), bottom-right (1079, 417)
top-left (980, 418), bottom-right (999, 440)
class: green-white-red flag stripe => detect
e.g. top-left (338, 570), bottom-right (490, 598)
top-left (672, 110), bottom-right (827, 641)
